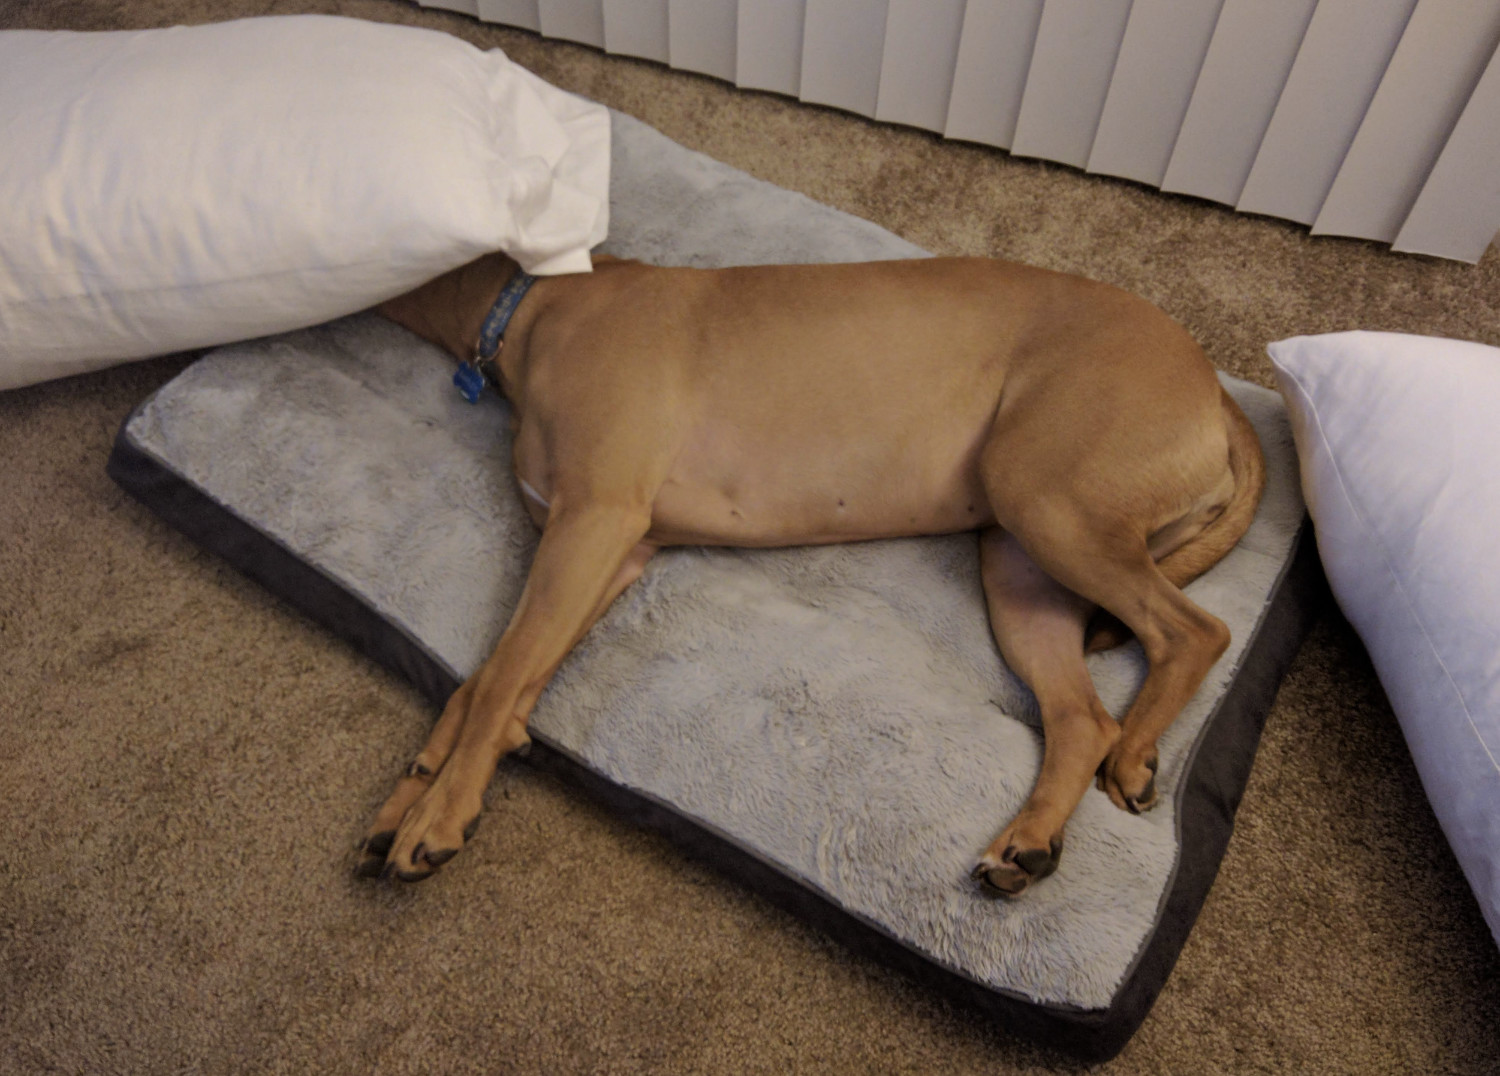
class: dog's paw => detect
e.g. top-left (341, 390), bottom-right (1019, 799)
top-left (370, 778), bottom-right (484, 883)
top-left (1097, 746), bottom-right (1159, 814)
top-left (972, 830), bottom-right (1064, 898)
top-left (355, 756), bottom-right (441, 878)
top-left (355, 814), bottom-right (480, 881)
top-left (355, 719), bottom-right (530, 882)
top-left (355, 758), bottom-right (491, 883)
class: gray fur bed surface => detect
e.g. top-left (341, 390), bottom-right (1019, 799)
top-left (121, 111), bottom-right (1304, 1011)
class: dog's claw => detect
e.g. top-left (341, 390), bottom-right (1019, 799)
top-left (1136, 759), bottom-right (1160, 810)
top-left (357, 797), bottom-right (483, 885)
top-left (972, 862), bottom-right (1030, 898)
top-left (363, 830), bottom-right (396, 858)
top-left (357, 720), bottom-right (502, 885)
top-left (1124, 779), bottom-right (1157, 814)
top-left (1100, 749), bottom-right (1160, 813)
top-left (972, 835), bottom-right (1064, 898)
top-left (354, 831), bottom-right (396, 878)
top-left (1012, 845), bottom-right (1060, 879)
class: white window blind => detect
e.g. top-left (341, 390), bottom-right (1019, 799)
top-left (943, 1), bottom-right (1043, 150)
top-left (603, 0), bottom-right (668, 63)
top-left (1158, 0), bottom-right (1319, 207)
top-left (478, 0), bottom-right (540, 29)
top-left (735, 0), bottom-right (804, 96)
top-left (1311, 0), bottom-right (1500, 246)
top-left (669, 0), bottom-right (738, 80)
top-left (1010, 0), bottom-right (1133, 169)
top-left (537, 0), bottom-right (604, 47)
top-left (874, 0), bottom-right (967, 133)
top-left (799, 0), bottom-right (888, 117)
top-left (1394, 42), bottom-right (1500, 262)
top-left (1235, 0), bottom-right (1417, 226)
top-left (420, 0), bottom-right (1500, 261)
top-left (1086, 0), bottom-right (1225, 187)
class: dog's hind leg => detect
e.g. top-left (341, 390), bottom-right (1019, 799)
top-left (971, 528), bottom-right (1120, 896)
top-left (1090, 556), bottom-right (1230, 814)
top-left (991, 494), bottom-right (1231, 823)
top-left (969, 372), bottom-right (1235, 891)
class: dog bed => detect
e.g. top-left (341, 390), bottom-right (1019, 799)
top-left (107, 111), bottom-right (1318, 1060)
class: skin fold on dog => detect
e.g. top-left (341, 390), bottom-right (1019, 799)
top-left (360, 251), bottom-right (1265, 895)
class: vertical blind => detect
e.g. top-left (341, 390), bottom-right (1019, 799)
top-left (420, 0), bottom-right (1500, 262)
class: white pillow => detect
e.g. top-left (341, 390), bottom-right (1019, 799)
top-left (0, 15), bottom-right (610, 391)
top-left (1270, 332), bottom-right (1500, 950)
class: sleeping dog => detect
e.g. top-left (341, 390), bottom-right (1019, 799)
top-left (359, 252), bottom-right (1264, 896)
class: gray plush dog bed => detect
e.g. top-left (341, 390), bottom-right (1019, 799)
top-left (108, 111), bottom-right (1318, 1060)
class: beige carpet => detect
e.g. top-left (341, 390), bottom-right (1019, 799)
top-left (3, 2), bottom-right (1498, 1072)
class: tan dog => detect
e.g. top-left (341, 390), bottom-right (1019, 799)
top-left (360, 251), bottom-right (1264, 896)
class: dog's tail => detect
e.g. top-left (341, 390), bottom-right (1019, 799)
top-left (1086, 388), bottom-right (1266, 653)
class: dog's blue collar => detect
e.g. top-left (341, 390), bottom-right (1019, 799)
top-left (477, 270), bottom-right (537, 360)
top-left (455, 269), bottom-right (536, 403)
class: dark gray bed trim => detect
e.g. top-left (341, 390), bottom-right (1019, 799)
top-left (107, 410), bottom-right (1323, 1062)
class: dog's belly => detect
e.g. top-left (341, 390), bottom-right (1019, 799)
top-left (647, 485), bottom-right (994, 547)
top-left (645, 388), bottom-right (1003, 547)
top-left (644, 432), bottom-right (997, 548)
top-left (510, 437), bottom-right (995, 546)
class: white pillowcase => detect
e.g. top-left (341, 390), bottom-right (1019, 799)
top-left (1270, 332), bottom-right (1500, 950)
top-left (0, 15), bottom-right (610, 391)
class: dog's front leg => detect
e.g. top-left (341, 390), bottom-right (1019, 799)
top-left (360, 502), bottom-right (655, 881)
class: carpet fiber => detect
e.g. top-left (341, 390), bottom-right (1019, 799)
top-left (3, 2), bottom-right (1499, 1072)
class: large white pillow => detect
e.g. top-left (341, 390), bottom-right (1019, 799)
top-left (1270, 332), bottom-right (1500, 949)
top-left (0, 15), bottom-right (609, 391)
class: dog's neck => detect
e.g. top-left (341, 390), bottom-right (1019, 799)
top-left (476, 267), bottom-right (538, 364)
top-left (378, 252), bottom-right (529, 367)
top-left (456, 254), bottom-right (530, 362)
top-left (458, 266), bottom-right (537, 402)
